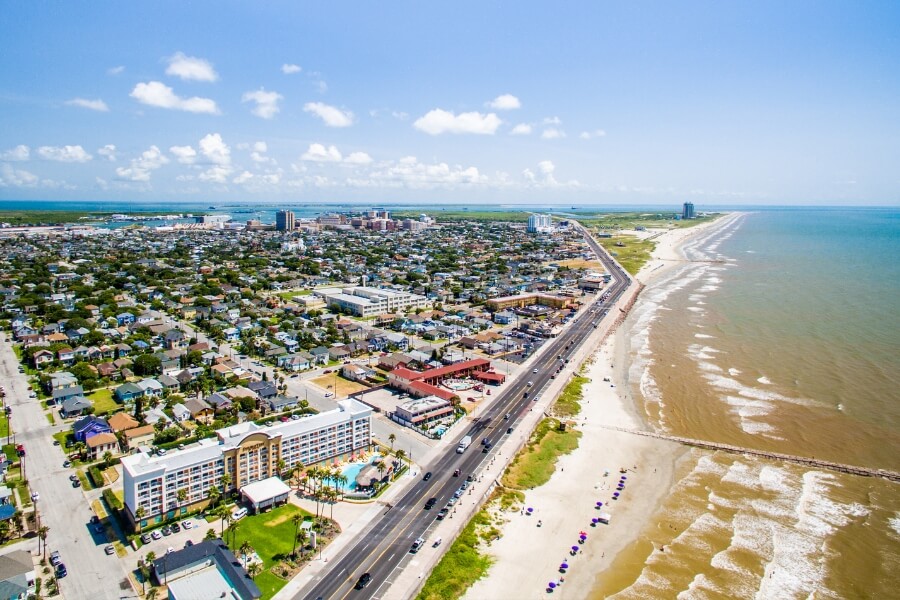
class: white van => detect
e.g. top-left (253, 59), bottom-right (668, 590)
top-left (231, 508), bottom-right (247, 521)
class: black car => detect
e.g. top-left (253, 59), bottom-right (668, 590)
top-left (482, 443), bottom-right (492, 453)
top-left (424, 497), bottom-right (437, 509)
top-left (481, 437), bottom-right (490, 445)
top-left (466, 474), bottom-right (475, 482)
top-left (436, 508), bottom-right (449, 520)
top-left (507, 427), bottom-right (514, 435)
top-left (423, 472), bottom-right (432, 481)
top-left (161, 526), bottom-right (172, 536)
top-left (72, 479), bottom-right (81, 488)
top-left (56, 563), bottom-right (67, 578)
top-left (171, 522), bottom-right (181, 533)
top-left (355, 573), bottom-right (372, 589)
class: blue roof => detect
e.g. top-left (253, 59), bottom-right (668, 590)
top-left (0, 505), bottom-right (16, 520)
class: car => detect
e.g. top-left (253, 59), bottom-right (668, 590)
top-left (49, 551), bottom-right (61, 566)
top-left (507, 427), bottom-right (514, 435)
top-left (167, 546), bottom-right (175, 554)
top-left (181, 520), bottom-right (193, 529)
top-left (53, 439), bottom-right (60, 446)
top-left (453, 488), bottom-right (463, 498)
top-left (184, 540), bottom-right (194, 548)
top-left (157, 448), bottom-right (167, 456)
top-left (178, 444), bottom-right (185, 450)
top-left (90, 515), bottom-right (100, 524)
top-left (323, 369), bottom-right (332, 374)
top-left (461, 480), bottom-right (470, 490)
top-left (424, 497), bottom-right (437, 509)
top-left (232, 508), bottom-right (248, 521)
top-left (527, 381), bottom-right (534, 387)
top-left (141, 533), bottom-right (152, 544)
top-left (466, 474), bottom-right (475, 482)
top-left (481, 438), bottom-right (489, 445)
top-left (290, 414), bottom-right (301, 420)
top-left (436, 508), bottom-right (449, 520)
top-left (63, 460), bottom-right (71, 467)
top-left (280, 416), bottom-right (290, 422)
top-left (533, 368), bottom-right (539, 373)
top-left (72, 479), bottom-right (81, 488)
top-left (355, 573), bottom-right (372, 589)
top-left (161, 526), bottom-right (172, 536)
top-left (104, 545), bottom-right (115, 555)
top-left (453, 469), bottom-right (461, 477)
top-left (151, 530), bottom-right (163, 540)
top-left (55, 563), bottom-right (67, 578)
top-left (410, 537), bottom-right (425, 553)
top-left (504, 413), bottom-right (511, 420)
top-left (171, 522), bottom-right (181, 533)
top-left (482, 443), bottom-right (492, 453)
top-left (446, 496), bottom-right (458, 507)
top-left (30, 492), bottom-right (39, 502)
top-left (423, 472), bottom-right (432, 481)
top-left (324, 392), bottom-right (334, 398)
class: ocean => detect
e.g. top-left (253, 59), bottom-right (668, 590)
top-left (594, 209), bottom-right (900, 599)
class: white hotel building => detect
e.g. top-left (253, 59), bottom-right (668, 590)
top-left (122, 399), bottom-right (372, 530)
top-left (317, 286), bottom-right (429, 318)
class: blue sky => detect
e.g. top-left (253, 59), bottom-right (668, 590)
top-left (1, 1), bottom-right (899, 205)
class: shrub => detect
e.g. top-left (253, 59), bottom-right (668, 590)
top-left (102, 488), bottom-right (122, 510)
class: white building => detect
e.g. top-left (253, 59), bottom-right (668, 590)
top-left (121, 399), bottom-right (372, 529)
top-left (318, 286), bottom-right (429, 317)
top-left (527, 213), bottom-right (553, 233)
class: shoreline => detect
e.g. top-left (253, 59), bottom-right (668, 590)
top-left (461, 215), bottom-right (736, 600)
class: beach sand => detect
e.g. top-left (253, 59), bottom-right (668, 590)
top-left (462, 216), bottom-right (733, 600)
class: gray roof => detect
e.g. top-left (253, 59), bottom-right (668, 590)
top-left (151, 540), bottom-right (261, 600)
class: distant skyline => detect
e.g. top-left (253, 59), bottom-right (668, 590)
top-left (1, 2), bottom-right (899, 206)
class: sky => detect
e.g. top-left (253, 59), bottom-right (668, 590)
top-left (1, 1), bottom-right (899, 206)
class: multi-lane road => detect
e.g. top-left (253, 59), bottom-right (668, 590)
top-left (297, 223), bottom-right (632, 600)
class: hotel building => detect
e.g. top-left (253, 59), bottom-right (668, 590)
top-left (317, 286), bottom-right (429, 318)
top-left (121, 399), bottom-right (372, 530)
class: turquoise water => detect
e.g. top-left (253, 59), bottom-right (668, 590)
top-left (331, 454), bottom-right (382, 491)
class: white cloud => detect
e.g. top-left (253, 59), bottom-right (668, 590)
top-left (169, 145), bottom-right (197, 164)
top-left (66, 98), bottom-right (109, 112)
top-left (522, 160), bottom-right (579, 188)
top-left (538, 160), bottom-right (556, 175)
top-left (97, 145), bottom-right (117, 161)
top-left (344, 152), bottom-right (373, 165)
top-left (37, 145), bottom-right (92, 163)
top-left (543, 116), bottom-right (562, 125)
top-left (281, 63), bottom-right (302, 74)
top-left (248, 141), bottom-right (274, 164)
top-left (301, 143), bottom-right (342, 162)
top-left (242, 89), bottom-right (283, 119)
top-left (252, 141), bottom-right (267, 153)
top-left (107, 66), bottom-right (125, 76)
top-left (115, 145), bottom-right (169, 181)
top-left (198, 166), bottom-right (231, 183)
top-left (233, 171), bottom-right (254, 184)
top-left (487, 94), bottom-right (521, 110)
top-left (165, 52), bottom-right (218, 82)
top-left (130, 81), bottom-right (220, 114)
top-left (0, 164), bottom-right (39, 187)
top-left (366, 156), bottom-right (486, 189)
top-left (579, 129), bottom-right (607, 140)
top-left (510, 123), bottom-right (533, 136)
top-left (413, 109), bottom-right (502, 135)
top-left (1, 145), bottom-right (30, 161)
top-left (541, 128), bottom-right (566, 139)
top-left (198, 133), bottom-right (231, 165)
top-left (303, 102), bottom-right (354, 127)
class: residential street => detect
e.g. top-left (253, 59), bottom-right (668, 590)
top-left (0, 332), bottom-right (135, 600)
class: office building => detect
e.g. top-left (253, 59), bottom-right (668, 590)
top-left (121, 399), bottom-right (371, 529)
top-left (682, 202), bottom-right (695, 219)
top-left (527, 213), bottom-right (553, 233)
top-left (275, 209), bottom-right (295, 231)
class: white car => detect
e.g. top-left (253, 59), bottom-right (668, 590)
top-left (30, 492), bottom-right (39, 502)
top-left (181, 520), bottom-right (192, 529)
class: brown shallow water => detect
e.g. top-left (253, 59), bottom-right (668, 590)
top-left (590, 211), bottom-right (900, 599)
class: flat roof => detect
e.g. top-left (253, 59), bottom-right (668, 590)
top-left (167, 565), bottom-right (239, 600)
top-left (241, 477), bottom-right (290, 504)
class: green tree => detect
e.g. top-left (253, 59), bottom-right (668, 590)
top-left (133, 354), bottom-right (161, 376)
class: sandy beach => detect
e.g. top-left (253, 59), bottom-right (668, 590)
top-left (462, 216), bottom-right (734, 600)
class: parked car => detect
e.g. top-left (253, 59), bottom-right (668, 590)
top-left (56, 563), bottom-right (67, 578)
top-left (181, 520), bottom-right (193, 529)
top-left (151, 530), bottom-right (163, 540)
top-left (30, 492), bottom-right (39, 502)
top-left (49, 551), bottom-right (61, 566)
top-left (141, 533), bottom-right (152, 544)
top-left (104, 545), bottom-right (115, 555)
top-left (171, 522), bottom-right (181, 533)
top-left (69, 474), bottom-right (78, 481)
top-left (72, 479), bottom-right (81, 488)
top-left (436, 508), bottom-right (449, 520)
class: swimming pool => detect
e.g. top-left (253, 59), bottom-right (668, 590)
top-left (330, 454), bottom-right (382, 492)
top-left (432, 425), bottom-right (448, 437)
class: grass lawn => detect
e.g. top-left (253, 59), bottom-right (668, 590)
top-left (0, 415), bottom-right (8, 440)
top-left (502, 418), bottom-right (581, 491)
top-left (87, 388), bottom-right (118, 415)
top-left (598, 235), bottom-right (657, 276)
top-left (554, 375), bottom-right (588, 418)
top-left (309, 374), bottom-right (368, 396)
top-left (416, 509), bottom-right (494, 600)
top-left (224, 504), bottom-right (315, 600)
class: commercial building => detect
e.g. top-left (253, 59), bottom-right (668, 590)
top-left (388, 358), bottom-right (502, 400)
top-left (318, 286), bottom-right (429, 318)
top-left (275, 209), bottom-right (295, 231)
top-left (527, 213), bottom-right (553, 233)
top-left (392, 395), bottom-right (453, 427)
top-left (682, 202), bottom-right (695, 220)
top-left (121, 399), bottom-right (372, 529)
top-left (152, 539), bottom-right (261, 600)
top-left (485, 293), bottom-right (574, 312)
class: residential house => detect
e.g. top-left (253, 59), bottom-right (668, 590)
top-left (51, 385), bottom-right (84, 407)
top-left (73, 415), bottom-right (112, 443)
top-left (309, 346), bottom-right (330, 364)
top-left (0, 550), bottom-right (36, 599)
top-left (184, 398), bottom-right (214, 424)
top-left (116, 312), bottom-right (135, 326)
top-left (158, 373), bottom-right (180, 391)
top-left (124, 425), bottom-right (156, 450)
top-left (32, 349), bottom-right (54, 368)
top-left (86, 432), bottom-right (118, 460)
top-left (248, 381), bottom-right (277, 400)
top-left (48, 371), bottom-right (78, 392)
top-left (60, 396), bottom-right (93, 418)
top-left (172, 403), bottom-right (191, 422)
top-left (327, 346), bottom-right (351, 362)
top-left (107, 412), bottom-right (139, 433)
top-left (143, 408), bottom-right (171, 427)
top-left (206, 393), bottom-right (232, 412)
top-left (115, 382), bottom-right (144, 403)
top-left (277, 353), bottom-right (310, 371)
top-left (268, 395), bottom-right (298, 413)
top-left (342, 364), bottom-right (375, 382)
top-left (164, 329), bottom-right (187, 350)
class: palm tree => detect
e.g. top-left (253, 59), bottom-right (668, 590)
top-left (248, 562), bottom-right (261, 578)
top-left (326, 488), bottom-right (338, 522)
top-left (230, 521), bottom-right (241, 549)
top-left (176, 488), bottom-right (188, 508)
top-left (291, 462), bottom-right (305, 490)
top-left (135, 506), bottom-right (146, 529)
top-left (74, 441), bottom-right (86, 461)
top-left (388, 433), bottom-right (396, 452)
top-left (220, 472), bottom-right (232, 493)
top-left (238, 540), bottom-right (253, 569)
top-left (38, 525), bottom-right (50, 560)
top-left (102, 450), bottom-right (114, 468)
top-left (0, 521), bottom-right (9, 543)
top-left (394, 449), bottom-right (406, 478)
top-left (218, 507), bottom-right (231, 537)
top-left (276, 458), bottom-right (286, 477)
top-left (290, 514), bottom-right (304, 557)
top-left (336, 474), bottom-right (349, 499)
top-left (206, 485), bottom-right (220, 508)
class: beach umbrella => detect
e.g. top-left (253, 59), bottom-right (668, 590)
top-left (613, 493), bottom-right (620, 498)
top-left (621, 475), bottom-right (627, 480)
top-left (548, 582), bottom-right (557, 589)
top-left (527, 507), bottom-right (534, 514)
top-left (561, 563), bottom-right (569, 569)
top-left (591, 518), bottom-right (599, 524)
top-left (580, 531), bottom-right (587, 536)
top-left (571, 545), bottom-right (579, 552)
top-left (595, 501), bottom-right (603, 508)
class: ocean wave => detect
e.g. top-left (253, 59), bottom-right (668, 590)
top-left (694, 333), bottom-right (715, 339)
top-left (889, 513), bottom-right (900, 537)
top-left (757, 376), bottom-right (772, 385)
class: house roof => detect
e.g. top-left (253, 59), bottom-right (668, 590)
top-left (108, 412), bottom-right (139, 432)
top-left (124, 425), bottom-right (156, 440)
top-left (86, 432), bottom-right (118, 448)
top-left (152, 540), bottom-right (261, 600)
top-left (0, 549), bottom-right (32, 582)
